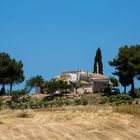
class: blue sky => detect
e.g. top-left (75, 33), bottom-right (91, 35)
top-left (0, 0), bottom-right (140, 90)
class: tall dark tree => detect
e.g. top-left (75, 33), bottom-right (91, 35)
top-left (93, 47), bottom-right (103, 74)
top-left (0, 53), bottom-right (11, 95)
top-left (0, 52), bottom-right (24, 95)
top-left (109, 45), bottom-right (140, 97)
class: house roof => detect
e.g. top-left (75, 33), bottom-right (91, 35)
top-left (62, 71), bottom-right (78, 74)
top-left (62, 70), bottom-right (87, 74)
top-left (90, 73), bottom-right (110, 79)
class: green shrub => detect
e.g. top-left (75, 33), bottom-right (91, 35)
top-left (100, 96), bottom-right (109, 104)
top-left (9, 91), bottom-right (32, 109)
top-left (101, 94), bottom-right (133, 105)
top-left (74, 96), bottom-right (88, 106)
top-left (63, 99), bottom-right (71, 106)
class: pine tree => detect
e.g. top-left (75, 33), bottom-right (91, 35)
top-left (0, 52), bottom-right (25, 94)
top-left (109, 45), bottom-right (140, 97)
top-left (93, 48), bottom-right (103, 74)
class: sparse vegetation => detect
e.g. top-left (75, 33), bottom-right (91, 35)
top-left (0, 93), bottom-right (138, 110)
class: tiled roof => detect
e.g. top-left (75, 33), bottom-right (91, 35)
top-left (90, 73), bottom-right (109, 79)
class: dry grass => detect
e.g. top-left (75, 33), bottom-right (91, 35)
top-left (0, 106), bottom-right (140, 140)
top-left (16, 110), bottom-right (34, 118)
top-left (114, 104), bottom-right (140, 116)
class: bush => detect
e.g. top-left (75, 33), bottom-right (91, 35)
top-left (101, 94), bottom-right (133, 105)
top-left (8, 90), bottom-right (32, 109)
top-left (10, 89), bottom-right (27, 102)
top-left (63, 99), bottom-right (71, 106)
top-left (74, 96), bottom-right (88, 106)
top-left (100, 96), bottom-right (109, 104)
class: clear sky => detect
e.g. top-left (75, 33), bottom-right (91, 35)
top-left (0, 0), bottom-right (140, 90)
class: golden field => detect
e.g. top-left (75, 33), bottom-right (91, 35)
top-left (0, 105), bottom-right (140, 140)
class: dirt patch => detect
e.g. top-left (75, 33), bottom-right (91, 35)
top-left (0, 121), bottom-right (4, 125)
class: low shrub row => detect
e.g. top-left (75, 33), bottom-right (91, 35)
top-left (0, 94), bottom-right (88, 109)
top-left (0, 93), bottom-right (136, 110)
top-left (100, 94), bottom-right (133, 105)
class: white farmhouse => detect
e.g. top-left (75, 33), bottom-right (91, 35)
top-left (54, 70), bottom-right (110, 94)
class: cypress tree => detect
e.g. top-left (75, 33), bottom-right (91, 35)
top-left (93, 48), bottom-right (103, 74)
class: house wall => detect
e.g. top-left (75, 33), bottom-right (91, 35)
top-left (61, 71), bottom-right (89, 82)
top-left (68, 73), bottom-right (77, 81)
top-left (77, 84), bottom-right (92, 94)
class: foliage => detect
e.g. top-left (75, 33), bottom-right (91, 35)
top-left (8, 59), bottom-right (24, 92)
top-left (110, 77), bottom-right (119, 87)
top-left (0, 52), bottom-right (24, 94)
top-left (10, 89), bottom-right (27, 99)
top-left (109, 45), bottom-right (140, 96)
top-left (0, 53), bottom-right (11, 93)
top-left (74, 96), bottom-right (88, 106)
top-left (101, 94), bottom-right (133, 105)
top-left (25, 75), bottom-right (44, 93)
top-left (93, 47), bottom-right (103, 74)
top-left (44, 80), bottom-right (70, 94)
top-left (8, 90), bottom-right (31, 109)
top-left (70, 81), bottom-right (82, 94)
top-left (6, 93), bottom-right (90, 109)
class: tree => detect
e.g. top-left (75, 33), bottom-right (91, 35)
top-left (118, 70), bottom-right (131, 93)
top-left (70, 81), bottom-right (82, 94)
top-left (110, 77), bottom-right (119, 88)
top-left (0, 52), bottom-right (24, 95)
top-left (109, 45), bottom-right (140, 97)
top-left (0, 53), bottom-right (11, 95)
top-left (8, 59), bottom-right (24, 92)
top-left (93, 47), bottom-right (103, 74)
top-left (44, 80), bottom-right (70, 94)
top-left (26, 75), bottom-right (44, 93)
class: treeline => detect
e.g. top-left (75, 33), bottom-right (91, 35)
top-left (1, 44), bottom-right (140, 97)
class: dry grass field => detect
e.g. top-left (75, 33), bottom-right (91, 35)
top-left (0, 106), bottom-right (140, 140)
